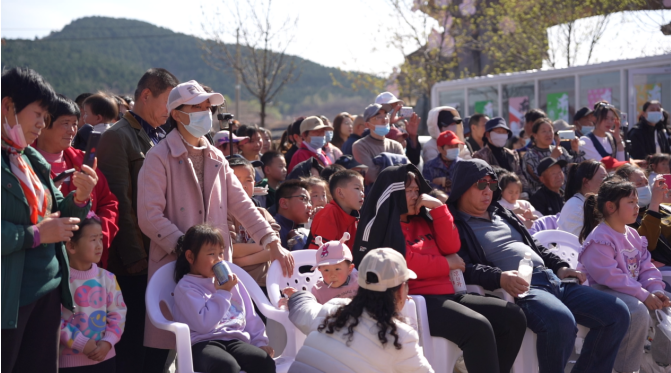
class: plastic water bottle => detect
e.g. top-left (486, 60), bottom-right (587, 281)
top-left (450, 269), bottom-right (468, 294)
top-left (517, 252), bottom-right (534, 298)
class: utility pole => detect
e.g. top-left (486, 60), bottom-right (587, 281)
top-left (235, 28), bottom-right (241, 120)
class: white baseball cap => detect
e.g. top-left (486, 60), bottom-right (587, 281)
top-left (167, 80), bottom-right (225, 111)
top-left (358, 248), bottom-right (416, 292)
top-left (375, 91), bottom-right (404, 106)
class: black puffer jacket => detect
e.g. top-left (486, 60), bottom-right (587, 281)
top-left (446, 158), bottom-right (569, 291)
top-left (627, 118), bottom-right (670, 160)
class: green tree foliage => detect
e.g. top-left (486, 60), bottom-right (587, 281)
top-left (1, 16), bottom-right (376, 122)
top-left (388, 0), bottom-right (659, 102)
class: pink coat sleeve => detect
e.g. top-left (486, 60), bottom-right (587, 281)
top-left (581, 242), bottom-right (654, 302)
top-left (137, 149), bottom-right (183, 255)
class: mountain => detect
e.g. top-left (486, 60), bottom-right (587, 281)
top-left (1, 16), bottom-right (378, 128)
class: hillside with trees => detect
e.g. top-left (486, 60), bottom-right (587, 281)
top-left (1, 16), bottom-right (379, 128)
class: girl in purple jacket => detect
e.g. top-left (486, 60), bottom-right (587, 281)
top-left (172, 224), bottom-right (276, 373)
top-left (579, 178), bottom-right (671, 372)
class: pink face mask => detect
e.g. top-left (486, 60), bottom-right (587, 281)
top-left (3, 108), bottom-right (28, 149)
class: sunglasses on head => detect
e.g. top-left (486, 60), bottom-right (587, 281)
top-left (475, 179), bottom-right (498, 191)
top-left (595, 102), bottom-right (615, 110)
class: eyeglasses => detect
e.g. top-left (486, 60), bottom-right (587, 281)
top-left (475, 179), bottom-right (499, 191)
top-left (287, 194), bottom-right (310, 203)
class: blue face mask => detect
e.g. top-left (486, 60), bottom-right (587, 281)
top-left (581, 126), bottom-right (594, 135)
top-left (647, 111), bottom-right (663, 124)
top-left (325, 130), bottom-right (334, 143)
top-left (178, 110), bottom-right (212, 138)
top-left (308, 136), bottom-right (326, 150)
top-left (374, 124), bottom-right (390, 137)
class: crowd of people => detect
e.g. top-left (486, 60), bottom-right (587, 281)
top-left (2, 65), bottom-right (671, 373)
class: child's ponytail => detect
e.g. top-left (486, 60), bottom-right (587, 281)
top-left (579, 193), bottom-right (600, 243)
top-left (579, 177), bottom-right (637, 243)
top-left (174, 234), bottom-right (189, 282)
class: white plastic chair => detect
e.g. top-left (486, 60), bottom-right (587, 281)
top-left (409, 285), bottom-right (483, 372)
top-left (485, 239), bottom-right (590, 373)
top-left (145, 261), bottom-right (295, 373)
top-left (532, 230), bottom-right (581, 268)
top-left (265, 250), bottom-right (324, 361)
top-left (266, 250), bottom-right (323, 307)
top-left (267, 250), bottom-right (424, 371)
top-left (145, 262), bottom-right (197, 373)
top-left (229, 262), bottom-right (296, 372)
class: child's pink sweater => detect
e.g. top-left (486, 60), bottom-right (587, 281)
top-left (59, 264), bottom-right (126, 368)
top-left (580, 223), bottom-right (665, 302)
top-left (311, 269), bottom-right (359, 304)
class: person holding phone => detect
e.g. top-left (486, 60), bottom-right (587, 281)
top-left (2, 67), bottom-right (97, 373)
top-left (523, 118), bottom-right (585, 193)
top-left (34, 94), bottom-right (119, 269)
top-left (579, 102), bottom-right (625, 162)
top-left (615, 164), bottom-right (671, 269)
top-left (96, 68), bottom-right (179, 373)
top-left (579, 178), bottom-right (671, 372)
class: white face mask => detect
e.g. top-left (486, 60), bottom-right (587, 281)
top-left (178, 110), bottom-right (212, 138)
top-left (444, 147), bottom-right (460, 160)
top-left (647, 111), bottom-right (663, 124)
top-left (637, 185), bottom-right (651, 207)
top-left (489, 132), bottom-right (508, 148)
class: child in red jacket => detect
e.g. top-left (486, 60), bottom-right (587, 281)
top-left (307, 170), bottom-right (364, 250)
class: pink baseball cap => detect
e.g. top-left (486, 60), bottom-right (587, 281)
top-left (167, 80), bottom-right (225, 111)
top-left (311, 233), bottom-right (353, 271)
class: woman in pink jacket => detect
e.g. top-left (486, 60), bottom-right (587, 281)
top-left (137, 81), bottom-right (294, 366)
top-left (579, 178), bottom-right (671, 373)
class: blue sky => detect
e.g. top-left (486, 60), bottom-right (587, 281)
top-left (2, 0), bottom-right (670, 76)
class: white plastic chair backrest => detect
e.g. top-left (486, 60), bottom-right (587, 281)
top-left (400, 298), bottom-right (418, 331)
top-left (656, 308), bottom-right (671, 341)
top-left (146, 261), bottom-right (198, 373)
top-left (229, 262), bottom-right (275, 309)
top-left (267, 250), bottom-right (323, 307)
top-left (533, 230), bottom-right (581, 269)
top-left (146, 261), bottom-right (178, 327)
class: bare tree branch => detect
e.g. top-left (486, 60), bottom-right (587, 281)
top-left (201, 0), bottom-right (301, 126)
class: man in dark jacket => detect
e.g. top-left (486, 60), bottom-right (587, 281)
top-left (97, 68), bottom-right (178, 373)
top-left (447, 158), bottom-right (629, 373)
